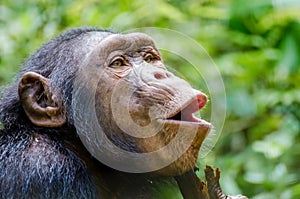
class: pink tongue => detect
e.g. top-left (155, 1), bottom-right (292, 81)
top-left (181, 94), bottom-right (207, 122)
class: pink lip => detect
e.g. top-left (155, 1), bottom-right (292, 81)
top-left (167, 93), bottom-right (207, 123)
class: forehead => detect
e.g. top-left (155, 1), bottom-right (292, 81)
top-left (97, 33), bottom-right (157, 54)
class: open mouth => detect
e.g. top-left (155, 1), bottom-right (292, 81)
top-left (166, 93), bottom-right (209, 125)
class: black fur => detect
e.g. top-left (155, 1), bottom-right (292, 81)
top-left (0, 128), bottom-right (97, 199)
top-left (0, 27), bottom-right (115, 199)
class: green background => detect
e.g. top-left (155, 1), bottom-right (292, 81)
top-left (1, 0), bottom-right (300, 198)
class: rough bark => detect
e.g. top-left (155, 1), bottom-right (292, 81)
top-left (175, 165), bottom-right (249, 199)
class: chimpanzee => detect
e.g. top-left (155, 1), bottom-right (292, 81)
top-left (0, 27), bottom-right (211, 199)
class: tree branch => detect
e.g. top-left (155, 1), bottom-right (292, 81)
top-left (175, 165), bottom-right (248, 199)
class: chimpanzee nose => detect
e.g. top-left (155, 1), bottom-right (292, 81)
top-left (153, 71), bottom-right (171, 80)
top-left (138, 65), bottom-right (174, 83)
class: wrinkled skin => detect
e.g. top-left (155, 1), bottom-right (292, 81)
top-left (75, 33), bottom-right (212, 175)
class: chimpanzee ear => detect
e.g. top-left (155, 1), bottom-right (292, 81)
top-left (18, 72), bottom-right (66, 127)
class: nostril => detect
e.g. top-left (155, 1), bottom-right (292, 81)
top-left (154, 72), bottom-right (166, 80)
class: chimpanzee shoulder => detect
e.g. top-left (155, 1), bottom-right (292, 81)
top-left (0, 128), bottom-right (97, 199)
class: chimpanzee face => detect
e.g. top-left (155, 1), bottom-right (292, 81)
top-left (72, 33), bottom-right (212, 175)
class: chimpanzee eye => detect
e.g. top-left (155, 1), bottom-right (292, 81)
top-left (144, 54), bottom-right (154, 63)
top-left (110, 58), bottom-right (125, 67)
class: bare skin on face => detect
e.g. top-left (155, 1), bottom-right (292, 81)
top-left (84, 33), bottom-right (212, 175)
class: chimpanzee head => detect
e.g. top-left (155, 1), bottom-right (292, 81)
top-left (0, 28), bottom-right (211, 176)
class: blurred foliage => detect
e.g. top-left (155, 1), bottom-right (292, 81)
top-left (1, 0), bottom-right (300, 198)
